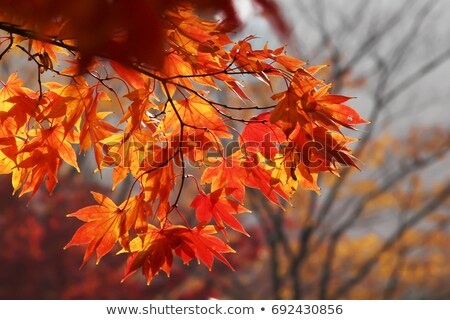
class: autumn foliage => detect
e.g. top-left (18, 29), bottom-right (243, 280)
top-left (0, 2), bottom-right (368, 284)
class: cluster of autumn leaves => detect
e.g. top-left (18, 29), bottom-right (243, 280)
top-left (0, 4), bottom-right (367, 283)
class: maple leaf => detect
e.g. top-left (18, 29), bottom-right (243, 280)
top-left (120, 225), bottom-right (185, 285)
top-left (157, 95), bottom-right (231, 139)
top-left (271, 156), bottom-right (320, 195)
top-left (65, 192), bottom-right (129, 266)
top-left (110, 61), bottom-right (149, 90)
top-left (125, 193), bottom-right (150, 241)
top-left (30, 38), bottom-right (68, 67)
top-left (100, 127), bottom-right (158, 190)
top-left (0, 122), bottom-right (21, 168)
top-left (155, 95), bottom-right (231, 166)
top-left (191, 189), bottom-right (251, 236)
top-left (240, 111), bottom-right (286, 160)
top-left (15, 149), bottom-right (60, 197)
top-left (182, 130), bottom-right (225, 165)
top-left (270, 69), bottom-right (324, 133)
top-left (15, 123), bottom-right (79, 197)
top-left (0, 73), bottom-right (30, 113)
top-left (121, 223), bottom-right (235, 284)
top-left (79, 90), bottom-right (119, 171)
top-left (137, 146), bottom-right (175, 201)
top-left (43, 78), bottom-right (93, 132)
top-left (271, 70), bottom-right (368, 135)
top-left (308, 127), bottom-right (360, 170)
top-left (201, 155), bottom-right (247, 203)
top-left (20, 123), bottom-right (79, 171)
top-left (0, 73), bottom-right (38, 132)
top-left (201, 151), bottom-right (288, 206)
top-left (182, 225), bottom-right (235, 271)
top-left (4, 92), bottom-right (39, 130)
top-left (120, 89), bottom-right (158, 133)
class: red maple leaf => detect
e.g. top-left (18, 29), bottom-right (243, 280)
top-left (191, 189), bottom-right (250, 236)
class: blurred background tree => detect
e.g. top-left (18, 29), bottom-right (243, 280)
top-left (1, 0), bottom-right (449, 299)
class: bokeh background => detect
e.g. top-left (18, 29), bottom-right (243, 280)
top-left (1, 0), bottom-right (449, 299)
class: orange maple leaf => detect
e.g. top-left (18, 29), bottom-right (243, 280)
top-left (65, 192), bottom-right (130, 266)
top-left (16, 123), bottom-right (79, 197)
top-left (202, 151), bottom-right (288, 206)
top-left (79, 90), bottom-right (119, 171)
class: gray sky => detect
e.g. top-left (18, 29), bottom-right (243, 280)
top-left (234, 0), bottom-right (450, 130)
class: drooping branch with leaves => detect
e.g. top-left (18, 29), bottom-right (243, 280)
top-left (0, 1), bottom-right (368, 284)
